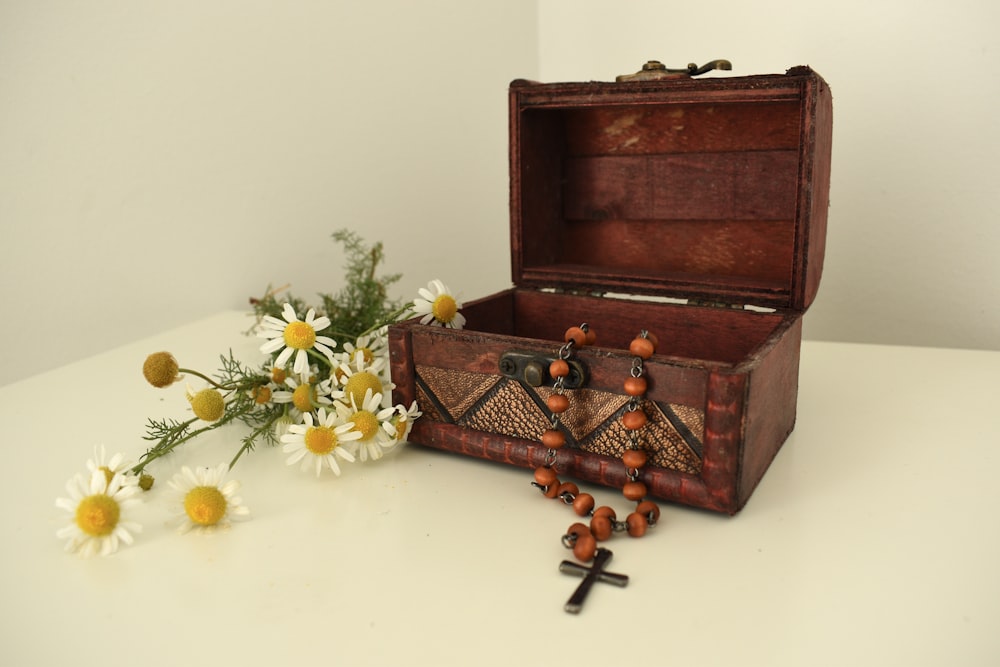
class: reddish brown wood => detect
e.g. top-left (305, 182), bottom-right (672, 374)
top-left (388, 66), bottom-right (832, 514)
top-left (510, 68), bottom-right (832, 311)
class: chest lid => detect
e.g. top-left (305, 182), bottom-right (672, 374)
top-left (509, 65), bottom-right (832, 311)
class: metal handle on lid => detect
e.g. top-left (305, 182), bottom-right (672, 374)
top-left (615, 59), bottom-right (732, 82)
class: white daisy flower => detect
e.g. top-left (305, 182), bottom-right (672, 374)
top-left (167, 463), bottom-right (250, 534)
top-left (390, 400), bottom-right (423, 444)
top-left (340, 329), bottom-right (388, 369)
top-left (86, 444), bottom-right (138, 489)
top-left (335, 388), bottom-right (398, 462)
top-left (56, 469), bottom-right (142, 557)
top-left (272, 372), bottom-right (337, 419)
top-left (258, 303), bottom-right (338, 376)
top-left (333, 349), bottom-right (393, 411)
top-left (412, 279), bottom-right (466, 329)
top-left (281, 407), bottom-right (361, 476)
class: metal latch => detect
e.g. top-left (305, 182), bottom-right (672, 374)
top-left (499, 351), bottom-right (587, 389)
top-left (616, 59), bottom-right (732, 82)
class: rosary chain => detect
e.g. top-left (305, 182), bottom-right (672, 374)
top-left (532, 324), bottom-right (662, 564)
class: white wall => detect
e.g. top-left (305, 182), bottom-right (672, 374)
top-left (0, 1), bottom-right (537, 386)
top-left (2, 1), bottom-right (997, 388)
top-left (538, 0), bottom-right (1000, 351)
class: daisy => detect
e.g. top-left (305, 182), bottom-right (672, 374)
top-left (86, 444), bottom-right (138, 489)
top-left (333, 349), bottom-right (393, 411)
top-left (335, 388), bottom-right (398, 462)
top-left (340, 329), bottom-right (388, 369)
top-left (271, 372), bottom-right (337, 419)
top-left (56, 469), bottom-right (142, 557)
top-left (412, 279), bottom-right (465, 329)
top-left (389, 400), bottom-right (422, 445)
top-left (167, 463), bottom-right (250, 534)
top-left (281, 407), bottom-right (361, 476)
top-left (258, 303), bottom-right (338, 375)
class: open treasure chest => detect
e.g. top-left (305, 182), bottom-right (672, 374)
top-left (389, 62), bottom-right (833, 514)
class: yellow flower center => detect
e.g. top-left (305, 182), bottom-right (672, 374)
top-left (304, 425), bottom-right (338, 455)
top-left (271, 367), bottom-right (287, 384)
top-left (184, 486), bottom-right (227, 526)
top-left (190, 388), bottom-right (225, 422)
top-left (292, 384), bottom-right (314, 412)
top-left (143, 351), bottom-right (180, 388)
top-left (283, 321), bottom-right (317, 350)
top-left (350, 410), bottom-right (380, 440)
top-left (75, 494), bottom-right (120, 537)
top-left (344, 371), bottom-right (383, 408)
top-left (252, 385), bottom-right (272, 404)
top-left (432, 294), bottom-right (458, 324)
top-left (353, 347), bottom-right (375, 365)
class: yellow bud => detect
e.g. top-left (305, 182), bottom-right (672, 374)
top-left (143, 352), bottom-right (180, 388)
top-left (189, 388), bottom-right (225, 422)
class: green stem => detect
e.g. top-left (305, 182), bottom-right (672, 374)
top-left (179, 367), bottom-right (235, 391)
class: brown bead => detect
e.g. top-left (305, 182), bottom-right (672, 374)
top-left (626, 511), bottom-right (649, 537)
top-left (573, 531), bottom-right (597, 561)
top-left (547, 393), bottom-right (570, 414)
top-left (567, 522), bottom-right (590, 538)
top-left (557, 481), bottom-right (579, 497)
top-left (629, 336), bottom-right (655, 360)
top-left (564, 326), bottom-right (588, 347)
top-left (590, 514), bottom-right (613, 541)
top-left (636, 499), bottom-right (661, 525)
top-left (623, 376), bottom-right (647, 396)
top-left (584, 327), bottom-right (597, 345)
top-left (549, 359), bottom-right (570, 378)
top-left (542, 428), bottom-right (566, 449)
top-left (622, 449), bottom-right (648, 470)
top-left (543, 480), bottom-right (562, 498)
top-left (622, 480), bottom-right (647, 502)
top-left (622, 410), bottom-right (648, 430)
top-left (534, 466), bottom-right (557, 487)
top-left (572, 493), bottom-right (595, 516)
top-left (592, 505), bottom-right (617, 522)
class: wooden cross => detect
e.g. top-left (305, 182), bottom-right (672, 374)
top-left (559, 547), bottom-right (629, 613)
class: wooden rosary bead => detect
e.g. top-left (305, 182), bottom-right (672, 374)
top-left (542, 481), bottom-right (562, 499)
top-left (626, 511), bottom-right (649, 537)
top-left (557, 481), bottom-right (579, 497)
top-left (592, 505), bottom-right (617, 522)
top-left (636, 499), bottom-right (661, 525)
top-left (542, 428), bottom-right (566, 449)
top-left (590, 514), bottom-right (614, 541)
top-left (622, 480), bottom-right (647, 502)
top-left (534, 466), bottom-right (558, 488)
top-left (623, 376), bottom-right (647, 396)
top-left (621, 449), bottom-right (648, 470)
top-left (546, 393), bottom-right (570, 414)
top-left (622, 409), bottom-right (648, 430)
top-left (572, 493), bottom-right (596, 516)
top-left (573, 532), bottom-right (597, 562)
top-left (564, 326), bottom-right (588, 347)
top-left (584, 327), bottom-right (597, 346)
top-left (567, 522), bottom-right (590, 538)
top-left (629, 336), bottom-right (656, 360)
top-left (549, 359), bottom-right (570, 378)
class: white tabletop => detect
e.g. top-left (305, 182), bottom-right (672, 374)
top-left (2, 311), bottom-right (998, 667)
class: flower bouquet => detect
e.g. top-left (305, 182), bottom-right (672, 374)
top-left (56, 229), bottom-right (463, 556)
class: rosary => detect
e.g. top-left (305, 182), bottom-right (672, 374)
top-left (531, 323), bottom-right (661, 613)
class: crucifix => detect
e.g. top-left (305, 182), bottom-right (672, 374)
top-left (559, 547), bottom-right (629, 613)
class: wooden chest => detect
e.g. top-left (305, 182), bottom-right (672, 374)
top-left (389, 65), bottom-right (832, 514)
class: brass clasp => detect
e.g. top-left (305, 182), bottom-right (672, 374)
top-left (616, 59), bottom-right (732, 82)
